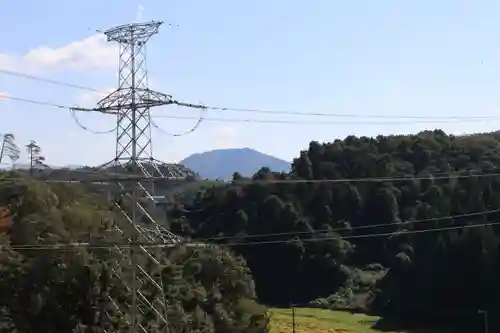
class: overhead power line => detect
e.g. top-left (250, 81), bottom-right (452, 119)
top-left (206, 220), bottom-right (500, 247)
top-left (2, 68), bottom-right (500, 120)
top-left (34, 164), bottom-right (500, 183)
top-left (151, 117), bottom-right (204, 137)
top-left (29, 162), bottom-right (500, 189)
top-left (202, 106), bottom-right (499, 120)
top-left (195, 208), bottom-right (500, 242)
top-left (6, 22), bottom-right (498, 332)
top-left (69, 109), bottom-right (116, 135)
top-left (29, 157), bottom-right (500, 184)
top-left (0, 68), bottom-right (100, 92)
top-left (152, 114), bottom-right (500, 125)
top-left (4, 220), bottom-right (500, 251)
top-left (43, 170), bottom-right (500, 184)
top-left (0, 95), bottom-right (71, 109)
top-left (1, 94), bottom-right (500, 126)
top-left (217, 171), bottom-right (500, 183)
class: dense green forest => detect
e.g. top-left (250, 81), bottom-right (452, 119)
top-left (169, 130), bottom-right (500, 327)
top-left (0, 176), bottom-right (268, 332)
top-left (2, 129), bottom-right (500, 331)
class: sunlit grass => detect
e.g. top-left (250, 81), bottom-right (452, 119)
top-left (269, 308), bottom-right (387, 333)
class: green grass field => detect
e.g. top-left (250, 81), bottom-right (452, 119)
top-left (269, 308), bottom-right (385, 333)
top-left (269, 308), bottom-right (464, 333)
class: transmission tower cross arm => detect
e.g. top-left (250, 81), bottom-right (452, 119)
top-left (172, 100), bottom-right (208, 109)
top-left (94, 88), bottom-right (174, 113)
top-left (70, 106), bottom-right (118, 115)
top-left (104, 21), bottom-right (163, 44)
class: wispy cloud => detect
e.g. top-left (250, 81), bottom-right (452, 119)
top-left (0, 34), bottom-right (117, 73)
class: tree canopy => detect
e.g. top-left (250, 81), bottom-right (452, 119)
top-left (3, 129), bottom-right (500, 331)
top-left (169, 130), bottom-right (500, 327)
top-left (0, 173), bottom-right (268, 332)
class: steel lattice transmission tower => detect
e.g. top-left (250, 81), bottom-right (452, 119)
top-left (90, 21), bottom-right (195, 332)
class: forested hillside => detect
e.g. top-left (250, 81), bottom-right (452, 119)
top-left (0, 174), bottom-right (268, 332)
top-left (2, 129), bottom-right (500, 331)
top-left (168, 129), bottom-right (500, 327)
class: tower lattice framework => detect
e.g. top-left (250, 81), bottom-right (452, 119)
top-left (93, 21), bottom-right (189, 333)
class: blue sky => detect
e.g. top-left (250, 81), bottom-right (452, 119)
top-left (2, 0), bottom-right (500, 167)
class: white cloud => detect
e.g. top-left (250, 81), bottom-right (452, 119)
top-left (211, 125), bottom-right (239, 148)
top-left (0, 34), bottom-right (117, 72)
top-left (75, 87), bottom-right (115, 107)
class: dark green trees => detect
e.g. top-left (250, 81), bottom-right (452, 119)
top-left (170, 130), bottom-right (500, 325)
top-left (0, 173), bottom-right (268, 332)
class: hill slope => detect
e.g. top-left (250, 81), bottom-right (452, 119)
top-left (0, 173), bottom-right (268, 331)
top-left (170, 130), bottom-right (500, 327)
top-left (180, 148), bottom-right (291, 180)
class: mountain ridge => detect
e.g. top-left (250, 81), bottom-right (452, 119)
top-left (180, 148), bottom-right (291, 180)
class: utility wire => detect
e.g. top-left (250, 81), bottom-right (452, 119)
top-left (26, 160), bottom-right (500, 178)
top-left (39, 170), bottom-right (500, 184)
top-left (202, 106), bottom-right (499, 120)
top-left (151, 114), bottom-right (500, 125)
top-left (0, 95), bottom-right (71, 109)
top-left (151, 117), bottom-right (204, 137)
top-left (150, 100), bottom-right (208, 137)
top-left (1, 93), bottom-right (494, 126)
top-left (6, 93), bottom-right (498, 139)
top-left (2, 68), bottom-right (500, 121)
top-left (1, 86), bottom-right (500, 126)
top-left (25, 155), bottom-right (500, 182)
top-left (0, 68), bottom-right (100, 92)
top-left (3, 91), bottom-right (495, 126)
top-left (0, 69), bottom-right (204, 133)
top-left (26, 164), bottom-right (500, 190)
top-left (69, 109), bottom-right (116, 135)
top-left (0, 94), bottom-right (107, 115)
top-left (224, 172), bottom-right (500, 183)
top-left (205, 221), bottom-right (500, 247)
top-left (4, 220), bottom-right (500, 251)
top-left (3, 92), bottom-right (495, 126)
top-left (192, 208), bottom-right (500, 242)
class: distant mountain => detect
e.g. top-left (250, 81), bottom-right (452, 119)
top-left (180, 148), bottom-right (291, 180)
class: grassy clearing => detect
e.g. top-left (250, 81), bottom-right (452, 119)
top-left (269, 308), bottom-right (386, 333)
top-left (268, 308), bottom-right (463, 333)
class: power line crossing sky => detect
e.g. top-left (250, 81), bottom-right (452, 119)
top-left (1, 0), bottom-right (500, 166)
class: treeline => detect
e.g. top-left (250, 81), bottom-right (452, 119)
top-left (3, 129), bottom-right (500, 331)
top-left (168, 129), bottom-right (500, 326)
top-left (0, 175), bottom-right (268, 332)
